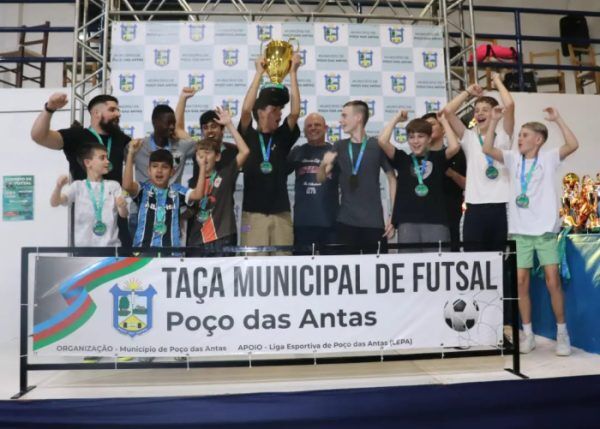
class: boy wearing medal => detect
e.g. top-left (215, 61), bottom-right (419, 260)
top-left (378, 111), bottom-right (460, 244)
top-left (50, 142), bottom-right (128, 246)
top-left (317, 100), bottom-right (397, 253)
top-left (482, 106), bottom-right (578, 356)
top-left (237, 55), bottom-right (302, 249)
top-left (187, 107), bottom-right (250, 254)
top-left (443, 73), bottom-right (515, 251)
top-left (123, 141), bottom-right (205, 248)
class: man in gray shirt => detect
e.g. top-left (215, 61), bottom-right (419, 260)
top-left (318, 100), bottom-right (396, 253)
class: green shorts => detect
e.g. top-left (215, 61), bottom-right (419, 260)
top-left (512, 233), bottom-right (559, 269)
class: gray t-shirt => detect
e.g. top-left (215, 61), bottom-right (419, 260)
top-left (129, 135), bottom-right (196, 185)
top-left (333, 136), bottom-right (392, 229)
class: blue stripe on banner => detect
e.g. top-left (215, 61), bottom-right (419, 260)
top-left (32, 288), bottom-right (89, 334)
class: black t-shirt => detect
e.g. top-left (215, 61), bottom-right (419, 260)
top-left (59, 126), bottom-right (130, 183)
top-left (441, 147), bottom-right (467, 211)
top-left (239, 117), bottom-right (300, 214)
top-left (188, 158), bottom-right (239, 245)
top-left (188, 142), bottom-right (238, 188)
top-left (391, 149), bottom-right (449, 226)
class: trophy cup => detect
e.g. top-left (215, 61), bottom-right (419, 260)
top-left (260, 37), bottom-right (300, 85)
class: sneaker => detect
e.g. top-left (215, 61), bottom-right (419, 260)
top-left (556, 332), bottom-right (572, 356)
top-left (117, 356), bottom-right (134, 362)
top-left (83, 356), bottom-right (101, 363)
top-left (519, 333), bottom-right (536, 354)
top-left (138, 357), bottom-right (155, 363)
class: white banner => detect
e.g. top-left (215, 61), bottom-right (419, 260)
top-left (32, 253), bottom-right (503, 357)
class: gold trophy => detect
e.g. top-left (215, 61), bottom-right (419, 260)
top-left (260, 37), bottom-right (300, 84)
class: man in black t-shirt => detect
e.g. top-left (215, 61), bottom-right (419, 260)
top-left (31, 93), bottom-right (132, 246)
top-left (238, 54), bottom-right (302, 250)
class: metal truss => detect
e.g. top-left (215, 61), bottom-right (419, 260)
top-left (71, 0), bottom-right (477, 120)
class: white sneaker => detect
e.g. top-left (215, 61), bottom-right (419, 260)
top-left (556, 332), bottom-right (572, 356)
top-left (519, 332), bottom-right (536, 354)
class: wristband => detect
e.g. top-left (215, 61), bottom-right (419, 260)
top-left (44, 102), bottom-right (56, 114)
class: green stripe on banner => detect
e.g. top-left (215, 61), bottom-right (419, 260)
top-left (33, 302), bottom-right (97, 350)
top-left (85, 258), bottom-right (152, 293)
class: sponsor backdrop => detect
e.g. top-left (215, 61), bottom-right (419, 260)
top-left (32, 253), bottom-right (503, 358)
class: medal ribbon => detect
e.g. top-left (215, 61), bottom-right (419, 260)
top-left (258, 133), bottom-right (273, 163)
top-left (477, 133), bottom-right (496, 169)
top-left (348, 136), bottom-right (368, 176)
top-left (520, 155), bottom-right (538, 198)
top-left (200, 171), bottom-right (218, 210)
top-left (85, 179), bottom-right (105, 224)
top-left (410, 153), bottom-right (428, 186)
top-left (153, 186), bottom-right (168, 230)
top-left (88, 127), bottom-right (112, 160)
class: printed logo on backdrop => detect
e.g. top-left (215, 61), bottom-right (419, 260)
top-left (325, 73), bottom-right (341, 93)
top-left (365, 99), bottom-right (375, 118)
top-left (422, 51), bottom-right (438, 69)
top-left (188, 23), bottom-right (206, 42)
top-left (154, 49), bottom-right (171, 67)
top-left (394, 126), bottom-right (407, 143)
top-left (323, 25), bottom-right (339, 43)
top-left (122, 125), bottom-right (135, 138)
top-left (358, 49), bottom-right (374, 68)
top-left (188, 73), bottom-right (205, 91)
top-left (153, 98), bottom-right (170, 107)
top-left (187, 125), bottom-right (202, 138)
top-left (300, 99), bottom-right (308, 117)
top-left (388, 26), bottom-right (404, 44)
top-left (299, 49), bottom-right (307, 66)
top-left (256, 24), bottom-right (273, 42)
top-left (223, 49), bottom-right (239, 67)
top-left (222, 98), bottom-right (239, 116)
top-left (391, 74), bottom-right (407, 94)
top-left (327, 125), bottom-right (343, 143)
top-left (425, 100), bottom-right (441, 113)
top-left (110, 280), bottom-right (157, 337)
top-left (119, 73), bottom-right (136, 92)
top-left (259, 74), bottom-right (272, 89)
top-left (121, 23), bottom-right (137, 42)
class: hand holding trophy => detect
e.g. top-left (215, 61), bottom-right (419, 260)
top-left (259, 37), bottom-right (300, 86)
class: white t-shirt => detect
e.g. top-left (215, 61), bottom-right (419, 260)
top-left (62, 180), bottom-right (123, 247)
top-left (503, 148), bottom-right (562, 235)
top-left (461, 127), bottom-right (512, 204)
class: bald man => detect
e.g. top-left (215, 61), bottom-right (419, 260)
top-left (287, 113), bottom-right (339, 252)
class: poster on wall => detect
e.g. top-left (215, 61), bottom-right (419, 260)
top-left (2, 175), bottom-right (34, 221)
top-left (32, 253), bottom-right (503, 358)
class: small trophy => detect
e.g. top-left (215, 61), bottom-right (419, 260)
top-left (260, 38), bottom-right (300, 85)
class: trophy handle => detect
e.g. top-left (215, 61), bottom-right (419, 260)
top-left (288, 37), bottom-right (300, 52)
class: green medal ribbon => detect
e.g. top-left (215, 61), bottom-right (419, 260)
top-left (411, 153), bottom-right (429, 197)
top-left (516, 155), bottom-right (538, 209)
top-left (258, 133), bottom-right (273, 174)
top-left (348, 136), bottom-right (368, 187)
top-left (153, 186), bottom-right (168, 235)
top-left (88, 127), bottom-right (113, 172)
top-left (198, 171), bottom-right (217, 223)
top-left (85, 179), bottom-right (107, 236)
top-left (477, 132), bottom-right (498, 180)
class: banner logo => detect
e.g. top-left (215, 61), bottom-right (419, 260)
top-left (298, 49), bottom-right (307, 66)
top-left (256, 24), bottom-right (273, 41)
top-left (122, 125), bottom-right (135, 138)
top-left (324, 73), bottom-right (341, 93)
top-left (425, 100), bottom-right (441, 113)
top-left (388, 26), bottom-right (404, 44)
top-left (188, 23), bottom-right (206, 42)
top-left (323, 25), bottom-right (339, 43)
top-left (154, 49), bottom-right (171, 67)
top-left (394, 126), bottom-right (407, 143)
top-left (422, 51), bottom-right (438, 69)
top-left (300, 99), bottom-right (308, 117)
top-left (358, 49), bottom-right (374, 68)
top-left (120, 23), bottom-right (137, 42)
top-left (222, 98), bottom-right (239, 117)
top-left (153, 98), bottom-right (170, 107)
top-left (187, 125), bottom-right (202, 138)
top-left (223, 49), bottom-right (239, 67)
top-left (365, 99), bottom-right (375, 117)
top-left (188, 73), bottom-right (205, 91)
top-left (118, 73), bottom-right (136, 93)
top-left (327, 125), bottom-right (343, 143)
top-left (110, 280), bottom-right (157, 337)
top-left (391, 74), bottom-right (407, 94)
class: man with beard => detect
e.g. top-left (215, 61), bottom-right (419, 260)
top-left (31, 93), bottom-right (132, 245)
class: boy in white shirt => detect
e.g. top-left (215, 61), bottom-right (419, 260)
top-left (51, 142), bottom-right (128, 246)
top-left (482, 106), bottom-right (579, 356)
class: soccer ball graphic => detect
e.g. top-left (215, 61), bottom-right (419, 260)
top-left (444, 297), bottom-right (480, 332)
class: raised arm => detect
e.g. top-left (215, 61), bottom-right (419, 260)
top-left (239, 56), bottom-right (266, 133)
top-left (188, 151), bottom-right (207, 202)
top-left (482, 106), bottom-right (505, 163)
top-left (545, 107), bottom-right (579, 161)
top-left (316, 151), bottom-right (337, 183)
top-left (383, 170), bottom-right (397, 239)
top-left (175, 86), bottom-right (196, 140)
top-left (287, 53), bottom-right (302, 130)
top-left (443, 84), bottom-right (483, 139)
top-left (378, 110), bottom-right (407, 160)
top-left (50, 175), bottom-right (69, 207)
top-left (31, 93), bottom-right (68, 150)
top-left (491, 72), bottom-right (515, 136)
top-left (214, 106), bottom-right (250, 168)
top-left (123, 138), bottom-right (142, 196)
top-left (115, 194), bottom-right (129, 218)
top-left (439, 111), bottom-right (460, 160)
